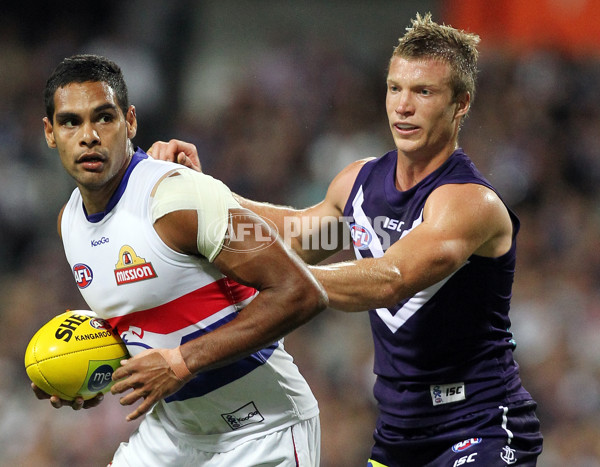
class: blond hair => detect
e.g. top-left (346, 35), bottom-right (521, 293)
top-left (392, 13), bottom-right (480, 103)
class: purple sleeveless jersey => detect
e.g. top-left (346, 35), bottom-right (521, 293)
top-left (344, 149), bottom-right (533, 428)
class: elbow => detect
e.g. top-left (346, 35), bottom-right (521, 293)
top-left (291, 277), bottom-right (329, 325)
top-left (373, 267), bottom-right (407, 308)
top-left (378, 255), bottom-right (460, 308)
top-left (377, 266), bottom-right (410, 309)
top-left (304, 279), bottom-right (329, 317)
top-left (379, 283), bottom-right (405, 309)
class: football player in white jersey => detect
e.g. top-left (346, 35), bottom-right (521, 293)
top-left (32, 54), bottom-right (327, 466)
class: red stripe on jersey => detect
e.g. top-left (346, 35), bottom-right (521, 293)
top-left (107, 278), bottom-right (256, 334)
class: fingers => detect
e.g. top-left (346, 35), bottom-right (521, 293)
top-left (147, 139), bottom-right (202, 172)
top-left (32, 382), bottom-right (101, 410)
top-left (147, 140), bottom-right (176, 161)
top-left (69, 396), bottom-right (85, 410)
top-left (110, 349), bottom-right (188, 421)
top-left (176, 152), bottom-right (194, 169)
top-left (111, 379), bottom-right (158, 422)
top-left (146, 140), bottom-right (168, 159)
top-left (126, 398), bottom-right (155, 422)
top-left (82, 393), bottom-right (104, 409)
top-left (111, 358), bottom-right (131, 381)
top-left (31, 382), bottom-right (50, 400)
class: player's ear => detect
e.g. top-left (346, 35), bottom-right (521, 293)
top-left (455, 92), bottom-right (471, 119)
top-left (126, 105), bottom-right (137, 139)
top-left (43, 117), bottom-right (56, 148)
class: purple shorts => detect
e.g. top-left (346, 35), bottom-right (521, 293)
top-left (368, 401), bottom-right (543, 466)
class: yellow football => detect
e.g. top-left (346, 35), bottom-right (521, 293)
top-left (24, 310), bottom-right (129, 401)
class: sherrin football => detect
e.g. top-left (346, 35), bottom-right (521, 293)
top-left (25, 310), bottom-right (129, 401)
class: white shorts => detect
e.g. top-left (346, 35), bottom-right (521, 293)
top-left (109, 410), bottom-right (321, 467)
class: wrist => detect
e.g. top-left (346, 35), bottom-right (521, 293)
top-left (158, 347), bottom-right (193, 382)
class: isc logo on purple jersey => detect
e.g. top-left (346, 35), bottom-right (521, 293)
top-left (73, 263), bottom-right (93, 289)
top-left (350, 223), bottom-right (372, 250)
top-left (452, 438), bottom-right (482, 452)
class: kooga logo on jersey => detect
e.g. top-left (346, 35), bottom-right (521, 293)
top-left (91, 236), bottom-right (109, 247)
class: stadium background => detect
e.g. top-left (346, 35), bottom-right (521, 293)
top-left (1, 0), bottom-right (600, 464)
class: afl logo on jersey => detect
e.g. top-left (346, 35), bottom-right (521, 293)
top-left (350, 223), bottom-right (372, 250)
top-left (73, 263), bottom-right (93, 289)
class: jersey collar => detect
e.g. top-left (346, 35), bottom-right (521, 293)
top-left (84, 148), bottom-right (148, 223)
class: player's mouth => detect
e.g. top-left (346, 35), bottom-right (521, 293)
top-left (77, 152), bottom-right (106, 171)
top-left (394, 123), bottom-right (419, 134)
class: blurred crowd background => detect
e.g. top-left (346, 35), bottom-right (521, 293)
top-left (2, 1), bottom-right (600, 465)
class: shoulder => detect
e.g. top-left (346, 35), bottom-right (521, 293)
top-left (57, 204), bottom-right (66, 238)
top-left (426, 183), bottom-right (513, 257)
top-left (151, 167), bottom-right (234, 201)
top-left (427, 183), bottom-right (507, 219)
top-left (326, 157), bottom-right (376, 211)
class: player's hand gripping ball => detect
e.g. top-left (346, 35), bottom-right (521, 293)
top-left (24, 310), bottom-right (129, 401)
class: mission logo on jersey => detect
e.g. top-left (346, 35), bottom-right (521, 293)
top-left (114, 245), bottom-right (157, 286)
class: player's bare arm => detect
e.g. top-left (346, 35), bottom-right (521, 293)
top-left (310, 183), bottom-right (513, 311)
top-left (147, 139), bottom-right (373, 265)
top-left (233, 158), bottom-right (374, 266)
top-left (111, 204), bottom-right (327, 421)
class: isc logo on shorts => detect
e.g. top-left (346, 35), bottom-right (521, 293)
top-left (430, 382), bottom-right (466, 406)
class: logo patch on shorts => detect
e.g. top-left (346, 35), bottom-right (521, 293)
top-left (222, 401), bottom-right (264, 430)
top-left (452, 438), bottom-right (482, 452)
top-left (500, 445), bottom-right (517, 464)
top-left (430, 382), bottom-right (466, 406)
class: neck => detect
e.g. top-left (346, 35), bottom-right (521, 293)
top-left (81, 149), bottom-right (134, 215)
top-left (395, 144), bottom-right (456, 191)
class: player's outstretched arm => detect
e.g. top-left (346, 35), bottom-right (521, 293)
top-left (147, 139), bottom-right (370, 265)
top-left (31, 383), bottom-right (104, 410)
top-left (310, 183), bottom-right (514, 312)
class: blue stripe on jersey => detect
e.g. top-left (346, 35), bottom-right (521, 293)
top-left (165, 312), bottom-right (278, 402)
top-left (165, 344), bottom-right (277, 402)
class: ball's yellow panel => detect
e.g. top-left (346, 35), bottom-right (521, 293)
top-left (24, 310), bottom-right (129, 401)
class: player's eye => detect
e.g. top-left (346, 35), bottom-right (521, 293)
top-left (60, 118), bottom-right (77, 128)
top-left (98, 114), bottom-right (114, 123)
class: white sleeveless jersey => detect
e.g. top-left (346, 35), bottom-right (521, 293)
top-left (60, 151), bottom-right (318, 452)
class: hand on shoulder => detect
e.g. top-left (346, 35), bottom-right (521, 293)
top-left (147, 139), bottom-right (202, 172)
